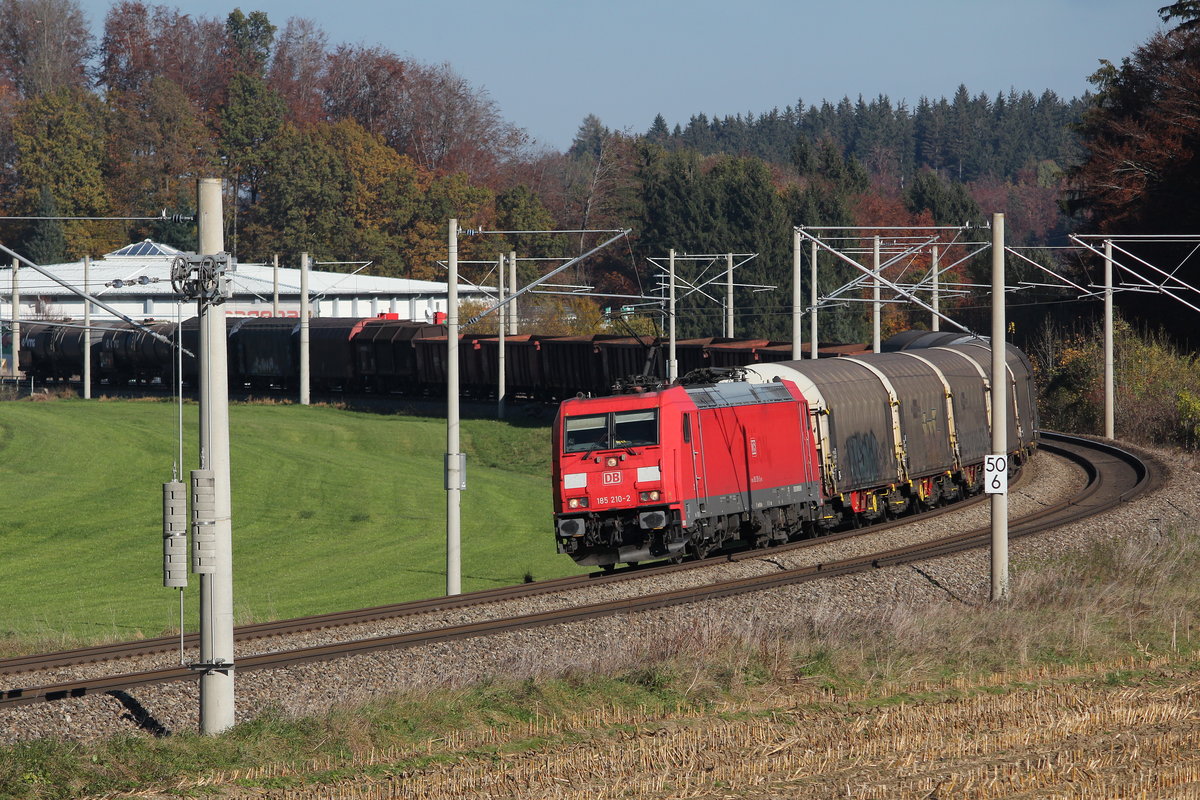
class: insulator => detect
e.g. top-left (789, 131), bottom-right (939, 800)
top-left (162, 480), bottom-right (188, 588)
top-left (191, 469), bottom-right (217, 574)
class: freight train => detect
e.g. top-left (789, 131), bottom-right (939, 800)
top-left (552, 337), bottom-right (1038, 567)
top-left (12, 316), bottom-right (864, 400)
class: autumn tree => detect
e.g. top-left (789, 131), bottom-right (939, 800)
top-left (240, 118), bottom-right (495, 277)
top-left (241, 119), bottom-right (424, 266)
top-left (98, 2), bottom-right (230, 112)
top-left (1070, 26), bottom-right (1200, 234)
top-left (392, 61), bottom-right (527, 181)
top-left (0, 0), bottom-right (91, 99)
top-left (400, 171), bottom-right (493, 280)
top-left (322, 44), bottom-right (406, 141)
top-left (12, 88), bottom-right (120, 256)
top-left (1068, 14), bottom-right (1200, 334)
top-left (105, 77), bottom-right (215, 230)
top-left (267, 17), bottom-right (327, 126)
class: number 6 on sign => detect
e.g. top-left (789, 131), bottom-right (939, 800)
top-left (984, 454), bottom-right (1007, 494)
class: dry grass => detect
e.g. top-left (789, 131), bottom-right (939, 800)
top-left (141, 658), bottom-right (1200, 799)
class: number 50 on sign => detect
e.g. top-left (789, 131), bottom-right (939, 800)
top-left (984, 454), bottom-right (1007, 494)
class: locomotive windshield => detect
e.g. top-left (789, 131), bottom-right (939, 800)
top-left (613, 410), bottom-right (657, 447)
top-left (564, 415), bottom-right (609, 452)
top-left (563, 410), bottom-right (658, 453)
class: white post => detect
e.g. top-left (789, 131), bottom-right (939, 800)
top-left (931, 245), bottom-right (940, 332)
top-left (725, 252), bottom-right (734, 338)
top-left (990, 212), bottom-right (1008, 602)
top-left (791, 231), bottom-right (802, 358)
top-left (872, 236), bottom-right (881, 353)
top-left (272, 254), bottom-right (279, 317)
top-left (447, 220), bottom-right (462, 596)
top-left (1104, 239), bottom-right (1115, 439)
top-left (668, 248), bottom-right (677, 382)
top-left (810, 239), bottom-right (818, 359)
top-left (497, 253), bottom-right (506, 419)
top-left (300, 253), bottom-right (310, 406)
top-left (83, 255), bottom-right (91, 398)
top-left (10, 258), bottom-right (18, 380)
top-left (197, 176), bottom-right (235, 734)
top-left (508, 251), bottom-right (518, 336)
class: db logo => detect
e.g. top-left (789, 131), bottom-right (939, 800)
top-left (602, 471), bottom-right (622, 485)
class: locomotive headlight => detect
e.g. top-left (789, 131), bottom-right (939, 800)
top-left (605, 456), bottom-right (619, 467)
top-left (568, 497), bottom-right (588, 509)
top-left (639, 490), bottom-right (660, 502)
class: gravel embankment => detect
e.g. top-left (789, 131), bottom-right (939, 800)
top-left (2, 444), bottom-right (1183, 744)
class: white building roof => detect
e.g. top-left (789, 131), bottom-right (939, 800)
top-left (1, 240), bottom-right (473, 301)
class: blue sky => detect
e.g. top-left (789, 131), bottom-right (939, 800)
top-left (77, 0), bottom-right (1162, 150)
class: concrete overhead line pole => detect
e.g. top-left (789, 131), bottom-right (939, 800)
top-left (725, 252), bottom-right (734, 338)
top-left (810, 238), bottom-right (818, 359)
top-left (446, 219), bottom-right (463, 596)
top-left (508, 251), bottom-right (518, 336)
top-left (792, 230), bottom-right (802, 359)
top-left (83, 256), bottom-right (91, 398)
top-left (872, 236), bottom-right (881, 353)
top-left (1104, 239), bottom-right (1115, 439)
top-left (990, 212), bottom-right (1009, 602)
top-left (497, 253), bottom-right (506, 420)
top-left (272, 254), bottom-right (279, 317)
top-left (300, 252), bottom-right (310, 406)
top-left (931, 245), bottom-right (940, 332)
top-left (668, 249), bottom-right (677, 382)
top-left (10, 258), bottom-right (18, 380)
top-left (196, 176), bottom-right (236, 733)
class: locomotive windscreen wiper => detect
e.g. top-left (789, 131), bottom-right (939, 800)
top-left (581, 435), bottom-right (611, 460)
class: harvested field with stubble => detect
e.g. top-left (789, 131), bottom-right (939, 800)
top-left (119, 658), bottom-right (1200, 800)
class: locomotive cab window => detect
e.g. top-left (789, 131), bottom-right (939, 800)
top-left (564, 415), bottom-right (609, 453)
top-left (563, 410), bottom-right (659, 453)
top-left (614, 410), bottom-right (657, 447)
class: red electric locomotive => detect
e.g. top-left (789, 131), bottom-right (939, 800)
top-left (552, 338), bottom-right (1039, 568)
top-left (552, 377), bottom-right (827, 567)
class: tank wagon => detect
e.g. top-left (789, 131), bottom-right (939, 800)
top-left (552, 337), bottom-right (1037, 568)
top-left (16, 316), bottom-right (865, 400)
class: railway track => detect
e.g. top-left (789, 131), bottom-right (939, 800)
top-left (0, 432), bottom-right (1157, 710)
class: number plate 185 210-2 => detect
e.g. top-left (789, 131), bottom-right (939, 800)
top-left (593, 494), bottom-right (632, 506)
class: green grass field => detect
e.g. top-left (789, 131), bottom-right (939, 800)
top-left (0, 398), bottom-right (581, 651)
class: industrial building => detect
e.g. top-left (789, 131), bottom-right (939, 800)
top-left (0, 240), bottom-right (486, 324)
top-left (1, 240), bottom-right (495, 373)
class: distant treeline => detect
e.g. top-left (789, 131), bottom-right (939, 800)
top-left (639, 87), bottom-right (1089, 185)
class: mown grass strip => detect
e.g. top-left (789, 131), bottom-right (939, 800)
top-left (0, 398), bottom-right (579, 650)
